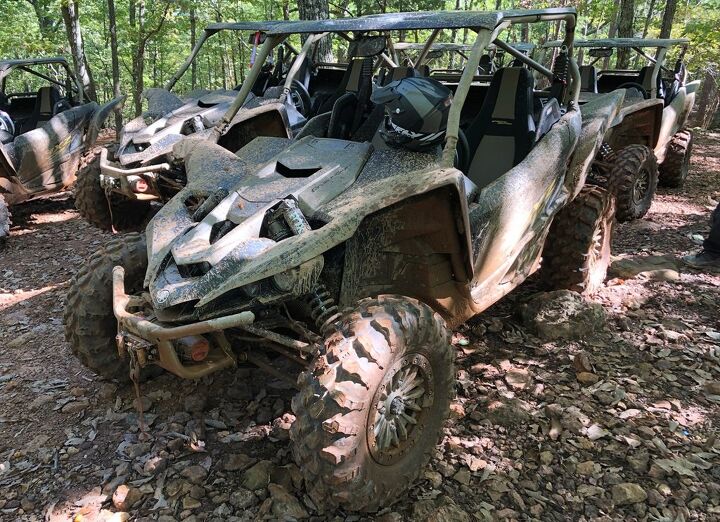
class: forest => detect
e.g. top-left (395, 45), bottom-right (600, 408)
top-left (1, 0), bottom-right (719, 124)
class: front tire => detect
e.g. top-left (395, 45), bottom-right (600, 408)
top-left (63, 232), bottom-right (148, 381)
top-left (540, 185), bottom-right (615, 294)
top-left (607, 144), bottom-right (658, 222)
top-left (290, 296), bottom-right (455, 512)
top-left (659, 129), bottom-right (693, 188)
top-left (74, 147), bottom-right (153, 232)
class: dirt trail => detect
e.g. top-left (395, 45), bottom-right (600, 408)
top-left (0, 132), bottom-right (718, 521)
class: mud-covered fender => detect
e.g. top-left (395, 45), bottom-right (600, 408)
top-left (656, 80), bottom-right (699, 159)
top-left (85, 95), bottom-right (126, 147)
top-left (566, 91), bottom-right (624, 199)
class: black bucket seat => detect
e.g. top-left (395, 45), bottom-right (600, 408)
top-left (464, 67), bottom-right (536, 189)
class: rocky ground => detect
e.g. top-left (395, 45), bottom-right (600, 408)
top-left (0, 131), bottom-right (719, 522)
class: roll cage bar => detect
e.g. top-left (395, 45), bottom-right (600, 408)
top-left (0, 57), bottom-right (85, 103)
top-left (544, 37), bottom-right (690, 97)
top-left (164, 21), bottom-right (284, 91)
top-left (214, 8), bottom-right (579, 169)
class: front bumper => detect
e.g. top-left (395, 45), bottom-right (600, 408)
top-left (99, 148), bottom-right (170, 201)
top-left (112, 265), bottom-right (255, 379)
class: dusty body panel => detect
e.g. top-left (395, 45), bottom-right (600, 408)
top-left (566, 91), bottom-right (625, 199)
top-left (0, 58), bottom-right (118, 207)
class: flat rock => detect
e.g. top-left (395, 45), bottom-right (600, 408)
top-left (612, 483), bottom-right (647, 505)
top-left (505, 368), bottom-right (532, 390)
top-left (181, 465), bottom-right (208, 485)
top-left (229, 488), bottom-right (258, 509)
top-left (223, 453), bottom-right (256, 472)
top-left (242, 460), bottom-right (274, 490)
top-left (576, 372), bottom-right (600, 385)
top-left (267, 483), bottom-right (308, 519)
top-left (61, 399), bottom-right (90, 414)
top-left (609, 255), bottom-right (680, 282)
top-left (486, 399), bottom-right (531, 427)
top-left (519, 290), bottom-right (606, 340)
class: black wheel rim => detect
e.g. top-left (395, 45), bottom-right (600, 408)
top-left (367, 353), bottom-right (434, 466)
top-left (633, 167), bottom-right (651, 204)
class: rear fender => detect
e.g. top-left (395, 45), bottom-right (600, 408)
top-left (85, 95), bottom-right (126, 147)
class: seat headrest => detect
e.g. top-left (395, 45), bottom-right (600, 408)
top-left (486, 67), bottom-right (534, 121)
top-left (579, 65), bottom-right (598, 93)
top-left (638, 66), bottom-right (664, 98)
top-left (36, 86), bottom-right (61, 115)
top-left (382, 66), bottom-right (428, 86)
top-left (478, 54), bottom-right (492, 74)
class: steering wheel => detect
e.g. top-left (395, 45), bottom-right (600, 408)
top-left (289, 79), bottom-right (312, 117)
top-left (0, 109), bottom-right (15, 136)
top-left (617, 82), bottom-right (649, 100)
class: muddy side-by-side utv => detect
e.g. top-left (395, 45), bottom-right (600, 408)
top-left (74, 21), bottom-right (299, 232)
top-left (74, 21), bottom-right (352, 232)
top-left (0, 57), bottom-right (122, 242)
top-left (544, 37), bottom-right (698, 221)
top-left (66, 8), bottom-right (626, 512)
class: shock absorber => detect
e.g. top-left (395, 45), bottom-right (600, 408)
top-left (553, 47), bottom-right (569, 85)
top-left (307, 284), bottom-right (340, 333)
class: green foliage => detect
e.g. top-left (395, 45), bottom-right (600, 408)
top-left (0, 0), bottom-right (717, 112)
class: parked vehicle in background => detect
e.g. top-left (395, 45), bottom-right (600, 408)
top-left (73, 21), bottom-right (312, 232)
top-left (0, 57), bottom-right (123, 243)
top-left (544, 38), bottom-right (698, 221)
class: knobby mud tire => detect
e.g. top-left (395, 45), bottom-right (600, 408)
top-left (290, 295), bottom-right (455, 513)
top-left (540, 185), bottom-right (615, 295)
top-left (0, 194), bottom-right (10, 245)
top-left (63, 232), bottom-right (150, 382)
top-left (74, 148), bottom-right (153, 232)
top-left (659, 129), bottom-right (693, 188)
top-left (607, 144), bottom-right (658, 222)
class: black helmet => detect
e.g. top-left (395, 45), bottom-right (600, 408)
top-left (371, 76), bottom-right (452, 151)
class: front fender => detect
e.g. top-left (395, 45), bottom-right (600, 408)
top-left (566, 91), bottom-right (624, 199)
top-left (85, 95), bottom-right (126, 147)
top-left (194, 161), bottom-right (472, 307)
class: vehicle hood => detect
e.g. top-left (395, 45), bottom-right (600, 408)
top-left (143, 135), bottom-right (465, 314)
top-left (116, 88), bottom-right (249, 167)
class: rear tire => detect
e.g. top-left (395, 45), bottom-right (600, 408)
top-left (0, 194), bottom-right (9, 245)
top-left (63, 232), bottom-right (149, 382)
top-left (74, 147), bottom-right (153, 232)
top-left (607, 144), bottom-right (658, 222)
top-left (290, 296), bottom-right (455, 512)
top-left (659, 129), bottom-right (693, 188)
top-left (540, 185), bottom-right (615, 295)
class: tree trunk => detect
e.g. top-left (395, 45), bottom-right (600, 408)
top-left (107, 0), bottom-right (122, 136)
top-left (634, 0), bottom-right (656, 67)
top-left (603, 6), bottom-right (619, 69)
top-left (190, 8), bottom-right (197, 90)
top-left (659, 0), bottom-right (677, 39)
top-left (298, 0), bottom-right (332, 61)
top-left (616, 0), bottom-right (635, 69)
top-left (689, 70), bottom-right (719, 129)
top-left (25, 0), bottom-right (59, 38)
top-left (131, 0), bottom-right (146, 116)
top-left (61, 0), bottom-right (97, 101)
